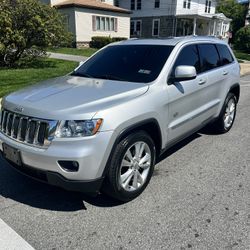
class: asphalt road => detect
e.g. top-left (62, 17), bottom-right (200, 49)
top-left (0, 75), bottom-right (250, 250)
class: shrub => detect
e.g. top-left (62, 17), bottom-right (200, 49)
top-left (90, 36), bottom-right (127, 49)
top-left (234, 26), bottom-right (250, 52)
top-left (0, 0), bottom-right (73, 67)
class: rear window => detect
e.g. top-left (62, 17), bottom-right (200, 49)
top-left (216, 44), bottom-right (234, 66)
top-left (72, 45), bottom-right (174, 83)
top-left (198, 44), bottom-right (220, 72)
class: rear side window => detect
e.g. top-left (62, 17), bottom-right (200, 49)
top-left (172, 45), bottom-right (201, 74)
top-left (216, 44), bottom-right (234, 66)
top-left (198, 44), bottom-right (220, 72)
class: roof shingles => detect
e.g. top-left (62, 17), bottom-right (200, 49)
top-left (54, 0), bottom-right (131, 14)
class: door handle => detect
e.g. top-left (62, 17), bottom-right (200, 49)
top-left (198, 79), bottom-right (206, 85)
top-left (223, 71), bottom-right (229, 75)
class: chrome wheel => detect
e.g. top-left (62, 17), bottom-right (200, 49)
top-left (224, 98), bottom-right (236, 129)
top-left (119, 141), bottom-right (151, 192)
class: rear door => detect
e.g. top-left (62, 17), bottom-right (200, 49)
top-left (215, 44), bottom-right (238, 108)
top-left (196, 43), bottom-right (225, 117)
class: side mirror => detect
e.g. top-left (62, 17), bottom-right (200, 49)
top-left (174, 66), bottom-right (197, 81)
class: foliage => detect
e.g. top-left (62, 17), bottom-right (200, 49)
top-left (0, 58), bottom-right (77, 97)
top-left (0, 0), bottom-right (73, 67)
top-left (217, 0), bottom-right (248, 40)
top-left (89, 36), bottom-right (127, 49)
top-left (234, 26), bottom-right (250, 52)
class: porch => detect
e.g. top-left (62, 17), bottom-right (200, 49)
top-left (175, 13), bottom-right (231, 41)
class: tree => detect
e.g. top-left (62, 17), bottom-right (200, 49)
top-left (234, 26), bottom-right (250, 52)
top-left (217, 0), bottom-right (248, 40)
top-left (0, 0), bottom-right (72, 67)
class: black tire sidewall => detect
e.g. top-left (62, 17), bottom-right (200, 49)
top-left (220, 93), bottom-right (237, 132)
top-left (108, 131), bottom-right (156, 201)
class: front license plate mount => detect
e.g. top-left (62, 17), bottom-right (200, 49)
top-left (2, 143), bottom-right (22, 167)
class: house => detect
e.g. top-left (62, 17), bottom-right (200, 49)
top-left (238, 0), bottom-right (250, 26)
top-left (118, 0), bottom-right (231, 41)
top-left (40, 0), bottom-right (131, 47)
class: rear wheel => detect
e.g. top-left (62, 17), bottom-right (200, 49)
top-left (102, 131), bottom-right (156, 202)
top-left (210, 92), bottom-right (237, 133)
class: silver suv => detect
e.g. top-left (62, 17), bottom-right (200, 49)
top-left (0, 37), bottom-right (240, 201)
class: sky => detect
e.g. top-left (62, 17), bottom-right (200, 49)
top-left (238, 0), bottom-right (249, 4)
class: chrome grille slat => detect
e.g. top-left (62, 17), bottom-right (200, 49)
top-left (6, 113), bottom-right (11, 135)
top-left (1, 111), bottom-right (7, 132)
top-left (10, 114), bottom-right (16, 137)
top-left (33, 121), bottom-right (40, 145)
top-left (0, 109), bottom-right (56, 148)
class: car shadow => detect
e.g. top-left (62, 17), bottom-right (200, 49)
top-left (0, 155), bottom-right (125, 212)
top-left (0, 131), bottom-right (205, 211)
top-left (157, 132), bottom-right (202, 163)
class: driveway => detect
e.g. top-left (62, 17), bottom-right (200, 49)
top-left (0, 75), bottom-right (250, 250)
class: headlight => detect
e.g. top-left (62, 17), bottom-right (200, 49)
top-left (55, 119), bottom-right (103, 138)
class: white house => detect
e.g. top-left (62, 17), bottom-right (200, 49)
top-left (118, 0), bottom-right (231, 41)
top-left (40, 0), bottom-right (130, 47)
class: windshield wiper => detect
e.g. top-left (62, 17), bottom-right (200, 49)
top-left (71, 71), bottom-right (93, 78)
top-left (94, 74), bottom-right (125, 81)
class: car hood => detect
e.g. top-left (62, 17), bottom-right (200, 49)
top-left (4, 76), bottom-right (149, 120)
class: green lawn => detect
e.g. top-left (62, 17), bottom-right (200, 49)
top-left (234, 50), bottom-right (250, 61)
top-left (48, 47), bottom-right (98, 57)
top-left (0, 58), bottom-right (78, 98)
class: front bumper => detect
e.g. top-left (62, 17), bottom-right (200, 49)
top-left (1, 153), bottom-right (103, 193)
top-left (0, 130), bottom-right (116, 191)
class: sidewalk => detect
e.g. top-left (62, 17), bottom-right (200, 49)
top-left (240, 61), bottom-right (250, 76)
top-left (48, 52), bottom-right (87, 62)
top-left (48, 52), bottom-right (250, 76)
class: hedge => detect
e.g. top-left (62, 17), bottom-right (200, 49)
top-left (89, 36), bottom-right (127, 49)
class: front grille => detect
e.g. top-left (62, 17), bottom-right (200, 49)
top-left (0, 109), bottom-right (58, 148)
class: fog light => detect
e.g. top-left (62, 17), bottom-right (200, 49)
top-left (58, 161), bottom-right (79, 172)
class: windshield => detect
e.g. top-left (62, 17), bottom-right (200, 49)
top-left (72, 45), bottom-right (174, 83)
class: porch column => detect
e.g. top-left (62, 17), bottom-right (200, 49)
top-left (193, 18), bottom-right (197, 35)
top-left (220, 21), bottom-right (224, 36)
top-left (213, 20), bottom-right (216, 36)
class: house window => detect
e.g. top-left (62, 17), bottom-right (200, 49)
top-left (137, 0), bottom-right (141, 10)
top-left (205, 0), bottom-right (212, 13)
top-left (131, 0), bottom-right (141, 10)
top-left (131, 0), bottom-right (135, 10)
top-left (130, 20), bottom-right (142, 37)
top-left (155, 0), bottom-right (160, 8)
top-left (183, 0), bottom-right (191, 9)
top-left (93, 16), bottom-right (117, 31)
top-left (152, 19), bottom-right (160, 37)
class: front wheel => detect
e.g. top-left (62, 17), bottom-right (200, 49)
top-left (102, 131), bottom-right (156, 202)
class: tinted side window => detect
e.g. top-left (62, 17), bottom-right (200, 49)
top-left (216, 44), bottom-right (234, 66)
top-left (198, 44), bottom-right (220, 72)
top-left (173, 45), bottom-right (201, 74)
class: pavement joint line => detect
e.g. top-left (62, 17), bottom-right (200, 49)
top-left (0, 218), bottom-right (35, 250)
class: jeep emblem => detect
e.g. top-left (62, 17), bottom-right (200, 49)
top-left (14, 107), bottom-right (24, 113)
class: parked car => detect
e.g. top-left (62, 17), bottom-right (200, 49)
top-left (0, 37), bottom-right (240, 201)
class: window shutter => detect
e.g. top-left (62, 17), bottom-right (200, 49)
top-left (114, 18), bottom-right (118, 32)
top-left (92, 15), bottom-right (96, 31)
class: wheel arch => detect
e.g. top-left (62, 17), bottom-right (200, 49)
top-left (101, 118), bottom-right (162, 178)
top-left (229, 83), bottom-right (240, 103)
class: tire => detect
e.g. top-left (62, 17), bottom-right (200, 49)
top-left (102, 131), bottom-right (156, 202)
top-left (210, 92), bottom-right (237, 133)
